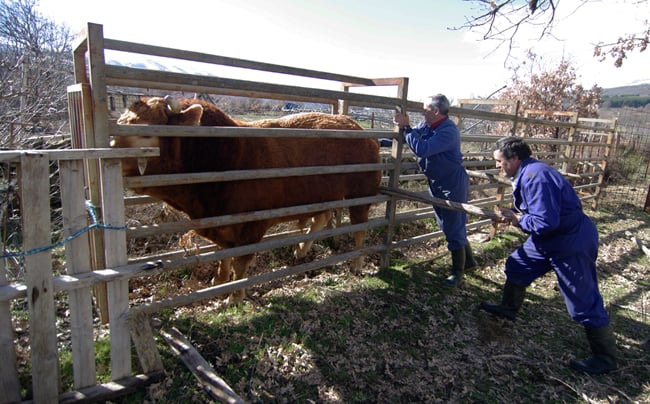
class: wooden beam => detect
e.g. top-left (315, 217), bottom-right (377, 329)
top-left (380, 186), bottom-right (502, 220)
top-left (59, 371), bottom-right (164, 403)
top-left (160, 327), bottom-right (244, 404)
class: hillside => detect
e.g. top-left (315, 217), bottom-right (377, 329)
top-left (602, 83), bottom-right (650, 97)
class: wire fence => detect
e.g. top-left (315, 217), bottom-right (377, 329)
top-left (599, 107), bottom-right (650, 212)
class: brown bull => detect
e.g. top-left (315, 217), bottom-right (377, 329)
top-left (115, 96), bottom-right (381, 302)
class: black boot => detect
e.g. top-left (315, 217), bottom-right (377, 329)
top-left (569, 325), bottom-right (618, 375)
top-left (443, 248), bottom-right (465, 288)
top-left (479, 281), bottom-right (526, 321)
top-left (464, 243), bottom-right (478, 271)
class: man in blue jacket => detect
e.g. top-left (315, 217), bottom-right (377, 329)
top-left (393, 94), bottom-right (476, 287)
top-left (480, 136), bottom-right (617, 375)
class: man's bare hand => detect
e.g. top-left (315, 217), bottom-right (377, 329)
top-left (495, 207), bottom-right (521, 227)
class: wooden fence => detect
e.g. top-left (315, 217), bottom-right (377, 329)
top-left (0, 22), bottom-right (617, 402)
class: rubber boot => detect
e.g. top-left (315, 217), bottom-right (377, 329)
top-left (569, 325), bottom-right (618, 375)
top-left (443, 248), bottom-right (465, 288)
top-left (479, 281), bottom-right (526, 321)
top-left (464, 242), bottom-right (478, 271)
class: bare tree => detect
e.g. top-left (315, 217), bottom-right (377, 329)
top-left (0, 0), bottom-right (74, 148)
top-left (458, 0), bottom-right (649, 67)
top-left (492, 50), bottom-right (601, 140)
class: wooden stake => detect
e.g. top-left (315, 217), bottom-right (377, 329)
top-left (160, 327), bottom-right (244, 404)
top-left (380, 186), bottom-right (502, 220)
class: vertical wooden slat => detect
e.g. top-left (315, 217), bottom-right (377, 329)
top-left (59, 159), bottom-right (96, 389)
top-left (592, 119), bottom-right (617, 209)
top-left (85, 23), bottom-right (111, 149)
top-left (0, 197), bottom-right (21, 402)
top-left (84, 22), bottom-right (132, 381)
top-left (561, 112), bottom-right (578, 175)
top-left (101, 158), bottom-right (131, 380)
top-left (20, 153), bottom-right (59, 402)
top-left (381, 78), bottom-right (408, 268)
top-left (85, 24), bottom-right (112, 324)
top-left (68, 82), bottom-right (110, 324)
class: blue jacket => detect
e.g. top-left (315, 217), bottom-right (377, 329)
top-left (405, 118), bottom-right (464, 179)
top-left (405, 118), bottom-right (467, 199)
top-left (513, 157), bottom-right (587, 240)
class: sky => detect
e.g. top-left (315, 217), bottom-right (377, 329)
top-left (38, 0), bottom-right (650, 103)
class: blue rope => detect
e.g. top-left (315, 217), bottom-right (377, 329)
top-left (0, 200), bottom-right (127, 259)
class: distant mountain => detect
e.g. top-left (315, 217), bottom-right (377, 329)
top-left (601, 83), bottom-right (650, 97)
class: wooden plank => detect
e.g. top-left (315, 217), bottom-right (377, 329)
top-left (126, 195), bottom-right (387, 239)
top-left (100, 158), bottom-right (131, 380)
top-left (87, 23), bottom-right (131, 376)
top-left (104, 38), bottom-right (375, 86)
top-left (380, 186), bottom-right (502, 220)
top-left (74, 81), bottom-right (110, 325)
top-left (58, 371), bottom-right (164, 404)
top-left (104, 65), bottom-right (402, 108)
top-left (134, 243), bottom-right (385, 315)
top-left (59, 159), bottom-right (96, 389)
top-left (123, 163), bottom-right (386, 188)
top-left (20, 153), bottom-right (60, 402)
top-left (110, 122), bottom-right (384, 139)
top-left (160, 327), bottom-right (244, 404)
top-left (0, 148), bottom-right (159, 163)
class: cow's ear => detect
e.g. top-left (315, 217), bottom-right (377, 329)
top-left (178, 104), bottom-right (204, 125)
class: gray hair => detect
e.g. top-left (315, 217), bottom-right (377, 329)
top-left (426, 94), bottom-right (450, 115)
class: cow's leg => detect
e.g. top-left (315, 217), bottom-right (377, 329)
top-left (227, 253), bottom-right (256, 304)
top-left (215, 256), bottom-right (232, 285)
top-left (296, 217), bottom-right (311, 233)
top-left (348, 204), bottom-right (371, 274)
top-left (294, 210), bottom-right (332, 259)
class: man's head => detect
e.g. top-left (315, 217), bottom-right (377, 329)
top-left (492, 136), bottom-right (532, 178)
top-left (422, 94), bottom-right (450, 126)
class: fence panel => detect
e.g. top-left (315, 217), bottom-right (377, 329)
top-left (599, 107), bottom-right (650, 211)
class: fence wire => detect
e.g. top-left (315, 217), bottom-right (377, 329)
top-left (599, 107), bottom-right (650, 212)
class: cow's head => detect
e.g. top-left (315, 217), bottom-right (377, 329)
top-left (114, 96), bottom-right (204, 175)
top-left (116, 96), bottom-right (203, 126)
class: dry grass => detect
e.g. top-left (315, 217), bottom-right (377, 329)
top-left (110, 205), bottom-right (650, 403)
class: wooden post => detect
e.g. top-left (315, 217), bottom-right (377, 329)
top-left (101, 157), bottom-right (131, 380)
top-left (380, 78), bottom-right (408, 268)
top-left (511, 100), bottom-right (521, 135)
top-left (20, 152), bottom-right (60, 402)
top-left (644, 183), bottom-right (650, 213)
top-left (129, 311), bottom-right (164, 373)
top-left (69, 45), bottom-right (110, 324)
top-left (592, 119), bottom-right (617, 209)
top-left (561, 112), bottom-right (579, 176)
top-left (161, 328), bottom-right (244, 403)
top-left (59, 159), bottom-right (97, 389)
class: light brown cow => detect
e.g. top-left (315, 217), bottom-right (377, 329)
top-left (115, 96), bottom-right (381, 302)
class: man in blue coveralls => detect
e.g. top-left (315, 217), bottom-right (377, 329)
top-left (392, 94), bottom-right (476, 287)
top-left (480, 136), bottom-right (617, 375)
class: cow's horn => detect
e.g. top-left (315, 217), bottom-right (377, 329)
top-left (163, 95), bottom-right (182, 115)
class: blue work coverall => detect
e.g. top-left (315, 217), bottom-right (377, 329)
top-left (507, 157), bottom-right (610, 328)
top-left (404, 118), bottom-right (469, 251)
